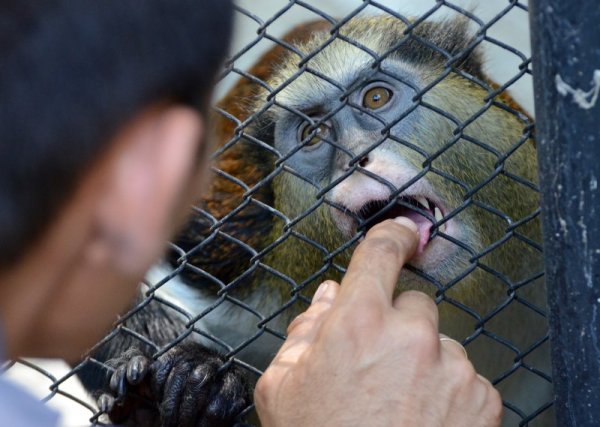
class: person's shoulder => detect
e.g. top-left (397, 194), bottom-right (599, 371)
top-left (0, 376), bottom-right (60, 427)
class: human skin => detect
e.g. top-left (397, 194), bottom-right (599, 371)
top-left (0, 105), bottom-right (205, 361)
top-left (255, 217), bottom-right (503, 427)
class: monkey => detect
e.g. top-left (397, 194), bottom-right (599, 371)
top-left (77, 14), bottom-right (552, 427)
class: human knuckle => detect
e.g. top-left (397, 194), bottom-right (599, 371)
top-left (402, 319), bottom-right (438, 352)
top-left (486, 386), bottom-right (504, 421)
top-left (397, 292), bottom-right (438, 321)
top-left (403, 290), bottom-right (436, 308)
top-left (449, 358), bottom-right (478, 389)
top-left (287, 312), bottom-right (309, 335)
top-left (254, 371), bottom-right (275, 403)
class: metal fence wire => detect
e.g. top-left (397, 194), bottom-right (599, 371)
top-left (2, 1), bottom-right (554, 426)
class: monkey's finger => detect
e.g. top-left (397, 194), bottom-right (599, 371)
top-left (97, 393), bottom-right (115, 414)
top-left (109, 364), bottom-right (128, 398)
top-left (339, 218), bottom-right (418, 307)
top-left (275, 281), bottom-right (339, 366)
top-left (126, 355), bottom-right (149, 385)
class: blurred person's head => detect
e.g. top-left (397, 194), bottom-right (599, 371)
top-left (0, 0), bottom-right (233, 361)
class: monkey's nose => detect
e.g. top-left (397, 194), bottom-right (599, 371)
top-left (340, 154), bottom-right (370, 171)
top-left (358, 155), bottom-right (370, 168)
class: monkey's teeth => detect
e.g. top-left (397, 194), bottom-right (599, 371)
top-left (434, 207), bottom-right (446, 233)
top-left (415, 196), bottom-right (430, 211)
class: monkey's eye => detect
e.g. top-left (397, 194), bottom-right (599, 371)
top-left (362, 86), bottom-right (392, 110)
top-left (299, 122), bottom-right (330, 147)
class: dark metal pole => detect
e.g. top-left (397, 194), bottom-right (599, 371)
top-left (529, 1), bottom-right (600, 425)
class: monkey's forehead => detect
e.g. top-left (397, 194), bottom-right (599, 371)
top-left (255, 14), bottom-right (479, 114)
top-left (268, 15), bottom-right (410, 88)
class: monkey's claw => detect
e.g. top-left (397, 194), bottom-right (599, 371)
top-left (97, 344), bottom-right (251, 427)
top-left (97, 393), bottom-right (115, 414)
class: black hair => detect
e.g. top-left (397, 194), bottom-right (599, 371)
top-left (0, 0), bottom-right (233, 266)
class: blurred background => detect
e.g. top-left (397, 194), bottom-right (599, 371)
top-left (2, 1), bottom-right (532, 425)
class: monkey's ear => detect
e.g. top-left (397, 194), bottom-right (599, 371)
top-left (401, 16), bottom-right (486, 80)
top-left (435, 17), bottom-right (485, 79)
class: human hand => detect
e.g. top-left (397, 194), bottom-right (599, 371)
top-left (254, 218), bottom-right (502, 427)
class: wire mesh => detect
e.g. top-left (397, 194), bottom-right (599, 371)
top-left (2, 1), bottom-right (552, 426)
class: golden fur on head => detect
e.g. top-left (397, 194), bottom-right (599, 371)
top-left (265, 15), bottom-right (484, 106)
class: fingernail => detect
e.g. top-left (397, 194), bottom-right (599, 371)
top-left (312, 281), bottom-right (330, 303)
top-left (393, 217), bottom-right (419, 234)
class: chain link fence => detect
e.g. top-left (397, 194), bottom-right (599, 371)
top-left (2, 1), bottom-right (554, 426)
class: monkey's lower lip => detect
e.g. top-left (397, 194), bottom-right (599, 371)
top-left (355, 197), bottom-right (441, 256)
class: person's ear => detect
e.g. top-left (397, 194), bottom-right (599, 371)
top-left (89, 105), bottom-right (203, 278)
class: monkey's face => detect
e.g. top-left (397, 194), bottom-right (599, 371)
top-left (268, 62), bottom-right (482, 282)
top-left (258, 18), bottom-right (539, 293)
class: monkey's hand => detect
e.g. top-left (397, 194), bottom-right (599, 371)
top-left (97, 344), bottom-right (251, 427)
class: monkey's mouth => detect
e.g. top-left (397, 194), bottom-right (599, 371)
top-left (355, 196), bottom-right (445, 255)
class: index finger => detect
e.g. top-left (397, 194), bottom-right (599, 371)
top-left (339, 217), bottom-right (419, 306)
